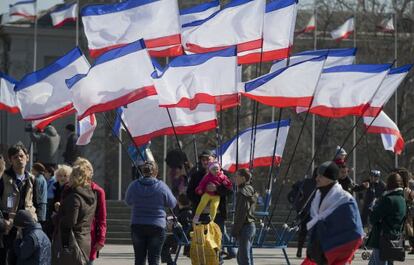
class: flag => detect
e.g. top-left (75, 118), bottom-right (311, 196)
top-left (331, 17), bottom-right (354, 41)
top-left (377, 17), bottom-right (394, 33)
top-left (1, 12), bottom-right (20, 24)
top-left (243, 55), bottom-right (326, 108)
top-left (15, 47), bottom-right (89, 121)
top-left (66, 39), bottom-right (157, 120)
top-left (218, 120), bottom-right (290, 173)
top-left (153, 47), bottom-right (239, 110)
top-left (77, 114), bottom-right (97, 145)
top-left (31, 107), bottom-right (75, 130)
top-left (0, 72), bottom-right (19, 113)
top-left (180, 0), bottom-right (220, 26)
top-left (50, 2), bottom-right (77, 28)
top-left (365, 64), bottom-right (413, 117)
top-left (296, 14), bottom-right (316, 35)
top-left (123, 95), bottom-right (217, 146)
top-left (238, 0), bottom-right (297, 64)
top-left (81, 0), bottom-right (182, 58)
top-left (181, 0), bottom-right (265, 64)
top-left (112, 107), bottom-right (124, 137)
top-left (309, 64), bottom-right (391, 118)
top-left (9, 0), bottom-right (36, 20)
top-left (364, 111), bottom-right (404, 155)
top-left (270, 48), bottom-right (357, 73)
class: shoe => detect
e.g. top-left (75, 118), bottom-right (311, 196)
top-left (409, 250), bottom-right (414, 255)
top-left (296, 248), bottom-right (302, 258)
top-left (223, 253), bottom-right (236, 260)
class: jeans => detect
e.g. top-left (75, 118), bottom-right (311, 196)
top-left (131, 224), bottom-right (166, 265)
top-left (237, 223), bottom-right (256, 265)
top-left (368, 248), bottom-right (393, 265)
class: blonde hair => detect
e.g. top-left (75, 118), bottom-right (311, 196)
top-left (55, 164), bottom-right (72, 178)
top-left (70, 157), bottom-right (93, 188)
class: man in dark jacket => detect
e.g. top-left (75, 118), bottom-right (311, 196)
top-left (14, 209), bottom-right (51, 265)
top-left (335, 159), bottom-right (354, 193)
top-left (63, 124), bottom-right (81, 165)
top-left (31, 125), bottom-right (61, 167)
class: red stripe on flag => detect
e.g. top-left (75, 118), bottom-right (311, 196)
top-left (225, 156), bottom-right (282, 173)
top-left (366, 125), bottom-right (405, 154)
top-left (362, 105), bottom-right (382, 117)
top-left (238, 46), bottom-right (291, 64)
top-left (236, 39), bottom-right (262, 53)
top-left (77, 86), bottom-right (157, 120)
top-left (0, 103), bottom-right (20, 114)
top-left (242, 94), bottom-right (311, 108)
top-left (325, 237), bottom-right (363, 265)
top-left (160, 93), bottom-right (239, 111)
top-left (89, 44), bottom-right (127, 58)
top-left (33, 108), bottom-right (76, 131)
top-left (23, 103), bottom-right (74, 121)
top-left (334, 30), bottom-right (354, 42)
top-left (133, 119), bottom-right (217, 146)
top-left (310, 104), bottom-right (365, 118)
top-left (53, 17), bottom-right (76, 28)
top-left (144, 34), bottom-right (182, 49)
top-left (148, 45), bottom-right (183, 57)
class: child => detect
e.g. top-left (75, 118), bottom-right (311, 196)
top-left (193, 162), bottom-right (232, 223)
top-left (31, 163), bottom-right (48, 224)
top-left (14, 209), bottom-right (51, 265)
top-left (231, 168), bottom-right (257, 265)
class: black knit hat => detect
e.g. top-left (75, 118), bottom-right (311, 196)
top-left (198, 150), bottom-right (216, 159)
top-left (318, 161), bottom-right (339, 181)
top-left (14, 210), bottom-right (35, 227)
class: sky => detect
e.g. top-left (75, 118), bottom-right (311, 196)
top-left (0, 0), bottom-right (63, 15)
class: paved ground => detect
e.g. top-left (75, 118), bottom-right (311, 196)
top-left (94, 244), bottom-right (414, 265)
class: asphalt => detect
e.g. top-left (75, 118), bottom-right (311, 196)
top-left (94, 244), bottom-right (414, 265)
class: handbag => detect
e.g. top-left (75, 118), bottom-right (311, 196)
top-left (378, 216), bottom-right (406, 262)
top-left (52, 226), bottom-right (89, 265)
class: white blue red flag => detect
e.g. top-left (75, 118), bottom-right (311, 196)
top-left (238, 0), bottom-right (297, 64)
top-left (76, 114), bottom-right (97, 145)
top-left (364, 111), bottom-right (404, 155)
top-left (218, 120), bottom-right (290, 173)
top-left (0, 72), bottom-right (19, 114)
top-left (365, 64), bottom-right (413, 117)
top-left (244, 55), bottom-right (326, 108)
top-left (153, 47), bottom-right (239, 110)
top-left (377, 17), bottom-right (394, 33)
top-left (331, 17), bottom-right (354, 41)
top-left (66, 39), bottom-right (157, 120)
top-left (122, 95), bottom-right (217, 146)
top-left (310, 64), bottom-right (391, 118)
top-left (181, 0), bottom-right (265, 64)
top-left (270, 48), bottom-right (357, 73)
top-left (81, 0), bottom-right (182, 58)
top-left (179, 0), bottom-right (219, 26)
top-left (9, 0), bottom-right (36, 20)
top-left (15, 47), bottom-right (89, 121)
top-left (296, 14), bottom-right (315, 35)
top-left (50, 2), bottom-right (77, 28)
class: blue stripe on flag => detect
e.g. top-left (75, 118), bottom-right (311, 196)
top-left (296, 48), bottom-right (357, 58)
top-left (10, 0), bottom-right (36, 7)
top-left (0, 72), bottom-right (17, 84)
top-left (266, 0), bottom-right (297, 13)
top-left (112, 107), bottom-right (123, 137)
top-left (51, 2), bottom-right (77, 14)
top-left (14, 47), bottom-right (84, 92)
top-left (65, 73), bottom-right (87, 89)
top-left (94, 39), bottom-right (146, 67)
top-left (81, 0), bottom-right (159, 16)
top-left (389, 64), bottom-right (413, 75)
top-left (323, 63), bottom-right (392, 74)
top-left (180, 0), bottom-right (219, 15)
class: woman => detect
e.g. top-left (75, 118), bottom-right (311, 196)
top-left (367, 172), bottom-right (407, 265)
top-left (125, 161), bottom-right (176, 265)
top-left (31, 162), bottom-right (48, 224)
top-left (52, 158), bottom-right (97, 265)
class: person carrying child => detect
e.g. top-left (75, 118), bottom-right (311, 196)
top-left (193, 162), bottom-right (232, 224)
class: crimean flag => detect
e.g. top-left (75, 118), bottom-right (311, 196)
top-left (0, 72), bottom-right (19, 114)
top-left (50, 2), bottom-right (78, 28)
top-left (9, 0), bottom-right (36, 20)
top-left (179, 0), bottom-right (220, 26)
top-left (77, 114), bottom-right (97, 145)
top-left (296, 14), bottom-right (316, 35)
top-left (330, 17), bottom-right (354, 41)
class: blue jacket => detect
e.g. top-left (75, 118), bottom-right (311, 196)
top-left (46, 176), bottom-right (56, 200)
top-left (34, 175), bottom-right (48, 221)
top-left (125, 177), bottom-right (176, 228)
top-left (15, 223), bottom-right (51, 265)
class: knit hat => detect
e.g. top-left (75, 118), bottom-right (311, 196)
top-left (208, 161), bottom-right (220, 170)
top-left (335, 146), bottom-right (347, 158)
top-left (318, 161), bottom-right (339, 181)
top-left (199, 150), bottom-right (216, 159)
top-left (14, 210), bottom-right (35, 228)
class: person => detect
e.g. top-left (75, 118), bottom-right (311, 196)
top-left (63, 124), bottom-right (81, 165)
top-left (0, 143), bottom-right (38, 265)
top-left (13, 209), bottom-right (51, 265)
top-left (30, 124), bottom-right (61, 167)
top-left (366, 172), bottom-right (407, 265)
top-left (31, 163), bottom-right (48, 226)
top-left (53, 165), bottom-right (72, 212)
top-left (334, 159), bottom-right (354, 194)
top-left (52, 157), bottom-right (97, 265)
top-left (231, 169), bottom-right (257, 265)
top-left (169, 166), bottom-right (189, 197)
top-left (125, 161), bottom-right (176, 265)
top-left (303, 161), bottom-right (363, 265)
top-left (287, 168), bottom-right (317, 258)
top-left (193, 162), bottom-right (232, 224)
top-left (89, 180), bottom-right (107, 264)
top-left (44, 165), bottom-right (56, 239)
top-left (334, 146), bottom-right (347, 161)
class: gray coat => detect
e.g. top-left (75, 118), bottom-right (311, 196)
top-left (31, 125), bottom-right (61, 165)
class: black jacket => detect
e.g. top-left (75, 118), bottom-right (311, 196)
top-left (287, 178), bottom-right (316, 214)
top-left (338, 176), bottom-right (354, 194)
top-left (231, 183), bottom-right (257, 238)
top-left (63, 132), bottom-right (81, 165)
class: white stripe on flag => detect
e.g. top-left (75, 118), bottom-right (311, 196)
top-left (51, 2), bottom-right (78, 28)
top-left (77, 114), bottom-right (97, 145)
top-left (331, 17), bottom-right (354, 41)
top-left (0, 73), bottom-right (19, 113)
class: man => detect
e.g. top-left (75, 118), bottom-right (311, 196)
top-left (30, 124), bottom-right (60, 168)
top-left (334, 146), bottom-right (347, 161)
top-left (0, 143), bottom-right (37, 265)
top-left (335, 159), bottom-right (354, 194)
top-left (303, 161), bottom-right (363, 265)
top-left (186, 150), bottom-right (236, 260)
top-left (63, 124), bottom-right (80, 165)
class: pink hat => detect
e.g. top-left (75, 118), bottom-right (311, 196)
top-left (208, 161), bottom-right (220, 170)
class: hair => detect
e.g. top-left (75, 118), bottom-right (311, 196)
top-left (70, 158), bottom-right (93, 188)
top-left (65, 124), bottom-right (75, 132)
top-left (394, 167), bottom-right (411, 188)
top-left (237, 168), bottom-right (252, 183)
top-left (177, 194), bottom-right (190, 206)
top-left (45, 164), bottom-right (57, 176)
top-left (7, 142), bottom-right (28, 159)
top-left (55, 164), bottom-right (72, 178)
top-left (140, 161), bottom-right (158, 177)
top-left (386, 172), bottom-right (404, 190)
top-left (32, 163), bottom-right (46, 174)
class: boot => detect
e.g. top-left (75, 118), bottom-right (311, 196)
top-left (296, 247), bottom-right (302, 258)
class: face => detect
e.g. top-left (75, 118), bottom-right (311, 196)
top-left (316, 174), bottom-right (334, 188)
top-left (31, 169), bottom-right (39, 176)
top-left (209, 166), bottom-right (219, 175)
top-left (10, 150), bottom-right (28, 172)
top-left (234, 174), bottom-right (245, 186)
top-left (56, 173), bottom-right (69, 185)
top-left (200, 156), bottom-right (215, 169)
top-left (338, 166), bottom-right (348, 179)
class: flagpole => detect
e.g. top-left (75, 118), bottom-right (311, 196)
top-left (352, 5), bottom-right (357, 184)
top-left (311, 3), bottom-right (317, 171)
top-left (30, 1), bottom-right (39, 170)
top-left (163, 57), bottom-right (169, 183)
top-left (118, 128), bottom-right (122, 200)
top-left (76, 0), bottom-right (79, 46)
top-left (394, 12), bottom-right (398, 168)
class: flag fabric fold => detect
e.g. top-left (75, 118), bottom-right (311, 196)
top-left (377, 17), bottom-right (394, 33)
top-left (77, 114), bottom-right (97, 145)
top-left (180, 0), bottom-right (220, 26)
top-left (153, 47), bottom-right (239, 110)
top-left (244, 55), bottom-right (326, 108)
top-left (310, 64), bottom-right (391, 118)
top-left (364, 111), bottom-right (404, 155)
top-left (81, 0), bottom-right (182, 58)
top-left (67, 39), bottom-right (157, 120)
top-left (123, 95), bottom-right (217, 146)
top-left (15, 47), bottom-right (89, 121)
top-left (296, 14), bottom-right (315, 35)
top-left (0, 72), bottom-right (19, 113)
top-left (331, 17), bottom-right (354, 41)
top-left (9, 0), bottom-right (36, 20)
top-left (218, 120), bottom-right (290, 173)
top-left (50, 2), bottom-right (78, 28)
